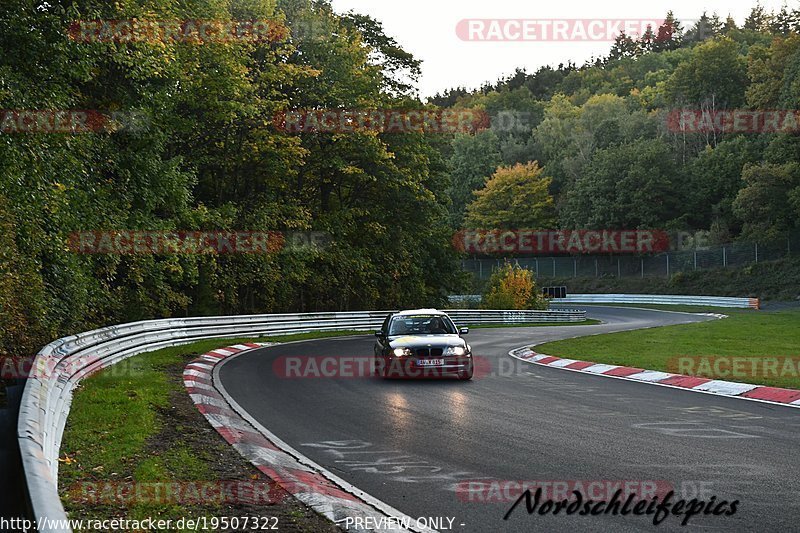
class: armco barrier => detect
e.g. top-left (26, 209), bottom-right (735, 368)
top-left (449, 294), bottom-right (760, 309)
top-left (557, 294), bottom-right (760, 309)
top-left (17, 308), bottom-right (585, 532)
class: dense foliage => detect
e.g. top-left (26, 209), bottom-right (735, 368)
top-left (482, 263), bottom-right (548, 310)
top-left (0, 0), bottom-right (463, 356)
top-left (439, 7), bottom-right (800, 250)
top-left (4, 2), bottom-right (800, 355)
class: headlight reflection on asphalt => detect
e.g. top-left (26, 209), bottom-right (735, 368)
top-left (386, 392), bottom-right (411, 433)
top-left (446, 390), bottom-right (469, 424)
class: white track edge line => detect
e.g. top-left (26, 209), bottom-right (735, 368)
top-left (213, 345), bottom-right (438, 533)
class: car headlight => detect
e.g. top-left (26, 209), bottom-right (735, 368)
top-left (444, 346), bottom-right (466, 356)
top-left (393, 347), bottom-right (412, 357)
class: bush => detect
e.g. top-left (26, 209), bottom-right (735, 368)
top-left (482, 263), bottom-right (549, 310)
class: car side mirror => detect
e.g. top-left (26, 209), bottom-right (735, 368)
top-left (374, 330), bottom-right (383, 338)
top-left (459, 327), bottom-right (469, 335)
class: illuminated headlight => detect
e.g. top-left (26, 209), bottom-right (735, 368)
top-left (393, 347), bottom-right (412, 357)
top-left (444, 346), bottom-right (466, 356)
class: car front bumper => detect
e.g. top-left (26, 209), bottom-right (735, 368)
top-left (376, 355), bottom-right (473, 378)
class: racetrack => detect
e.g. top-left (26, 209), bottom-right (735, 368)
top-left (218, 306), bottom-right (800, 532)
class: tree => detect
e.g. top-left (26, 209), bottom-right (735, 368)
top-left (609, 31), bottom-right (640, 60)
top-left (653, 11), bottom-right (683, 52)
top-left (482, 263), bottom-right (548, 310)
top-left (463, 162), bottom-right (556, 229)
top-left (665, 38), bottom-right (748, 109)
top-left (447, 130), bottom-right (503, 227)
top-left (733, 163), bottom-right (800, 241)
top-left (744, 3), bottom-right (773, 32)
top-left (771, 5), bottom-right (799, 35)
top-left (685, 137), bottom-right (764, 232)
top-left (746, 34), bottom-right (800, 109)
top-left (560, 139), bottom-right (682, 228)
top-left (341, 13), bottom-right (422, 96)
top-left (722, 15), bottom-right (738, 35)
top-left (684, 12), bottom-right (721, 44)
top-left (639, 25), bottom-right (656, 53)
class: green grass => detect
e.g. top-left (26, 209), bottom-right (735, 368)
top-left (536, 309), bottom-right (800, 389)
top-left (59, 339), bottom-right (225, 526)
top-left (59, 330), bottom-right (366, 529)
top-left (59, 331), bottom-right (365, 467)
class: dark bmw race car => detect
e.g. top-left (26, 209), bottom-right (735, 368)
top-left (373, 309), bottom-right (473, 380)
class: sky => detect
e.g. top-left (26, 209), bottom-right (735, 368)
top-left (329, 0), bottom-right (788, 98)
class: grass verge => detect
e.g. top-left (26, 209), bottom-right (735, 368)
top-left (535, 309), bottom-right (800, 389)
top-left (58, 332), bottom-right (363, 532)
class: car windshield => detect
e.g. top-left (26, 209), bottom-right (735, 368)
top-left (389, 315), bottom-right (457, 335)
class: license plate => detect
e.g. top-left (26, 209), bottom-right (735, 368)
top-left (417, 359), bottom-right (444, 366)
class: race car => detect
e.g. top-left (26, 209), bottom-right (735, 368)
top-left (373, 309), bottom-right (473, 380)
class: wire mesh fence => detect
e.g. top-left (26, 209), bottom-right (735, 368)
top-left (461, 234), bottom-right (800, 280)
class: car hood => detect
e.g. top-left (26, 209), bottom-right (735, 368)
top-left (387, 335), bottom-right (466, 349)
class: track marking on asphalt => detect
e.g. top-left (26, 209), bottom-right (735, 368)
top-left (631, 421), bottom-right (760, 438)
top-left (727, 425), bottom-right (800, 437)
top-left (665, 406), bottom-right (765, 420)
top-left (302, 440), bottom-right (476, 486)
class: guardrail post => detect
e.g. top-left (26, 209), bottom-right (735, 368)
top-left (617, 258), bottom-right (620, 278)
top-left (641, 257), bottom-right (644, 278)
top-left (573, 257), bottom-right (577, 277)
top-left (595, 259), bottom-right (599, 278)
top-left (666, 254), bottom-right (670, 277)
top-left (755, 243), bottom-right (758, 263)
top-left (552, 258), bottom-right (556, 277)
top-left (723, 246), bottom-right (727, 267)
top-left (694, 251), bottom-right (697, 271)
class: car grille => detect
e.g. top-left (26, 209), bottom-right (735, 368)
top-left (415, 348), bottom-right (444, 357)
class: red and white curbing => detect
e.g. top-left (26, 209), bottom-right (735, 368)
top-left (184, 343), bottom-right (434, 533)
top-left (509, 347), bottom-right (800, 408)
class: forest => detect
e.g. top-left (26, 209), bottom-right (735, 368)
top-left (2, 1), bottom-right (799, 356)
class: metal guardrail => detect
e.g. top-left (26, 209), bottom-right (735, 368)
top-left (557, 294), bottom-right (760, 309)
top-left (449, 294), bottom-right (760, 309)
top-left (17, 308), bottom-right (585, 532)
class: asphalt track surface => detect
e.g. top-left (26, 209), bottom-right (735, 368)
top-left (219, 307), bottom-right (800, 532)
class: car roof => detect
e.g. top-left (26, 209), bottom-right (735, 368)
top-left (393, 309), bottom-right (446, 317)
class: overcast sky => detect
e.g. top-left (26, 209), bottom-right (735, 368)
top-left (329, 0), bottom-right (788, 98)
